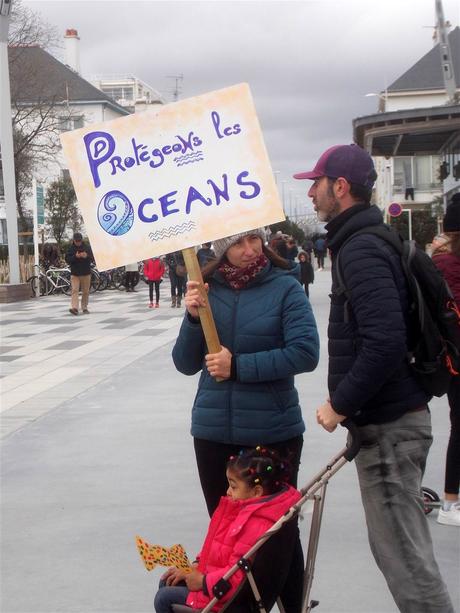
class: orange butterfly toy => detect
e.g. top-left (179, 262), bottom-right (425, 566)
top-left (135, 535), bottom-right (192, 573)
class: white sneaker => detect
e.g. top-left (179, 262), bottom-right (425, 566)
top-left (437, 502), bottom-right (460, 526)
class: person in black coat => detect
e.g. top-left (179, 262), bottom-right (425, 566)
top-left (298, 251), bottom-right (314, 296)
top-left (293, 144), bottom-right (454, 613)
top-left (65, 232), bottom-right (93, 315)
top-left (165, 251), bottom-right (187, 307)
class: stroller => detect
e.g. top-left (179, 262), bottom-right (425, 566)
top-left (172, 421), bottom-right (361, 613)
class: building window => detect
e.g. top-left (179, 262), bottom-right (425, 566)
top-left (0, 219), bottom-right (7, 245)
top-left (414, 156), bottom-right (432, 190)
top-left (58, 116), bottom-right (84, 132)
top-left (102, 85), bottom-right (135, 101)
top-left (58, 116), bottom-right (72, 132)
top-left (393, 155), bottom-right (441, 191)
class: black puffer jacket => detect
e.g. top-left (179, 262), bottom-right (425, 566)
top-left (326, 205), bottom-right (429, 426)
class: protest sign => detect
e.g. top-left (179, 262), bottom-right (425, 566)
top-left (60, 83), bottom-right (285, 270)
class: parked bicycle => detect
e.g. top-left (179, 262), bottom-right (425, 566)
top-left (28, 265), bottom-right (71, 296)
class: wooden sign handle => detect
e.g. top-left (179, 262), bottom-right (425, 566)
top-left (181, 247), bottom-right (222, 356)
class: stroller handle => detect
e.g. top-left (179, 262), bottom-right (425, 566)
top-left (341, 419), bottom-right (361, 461)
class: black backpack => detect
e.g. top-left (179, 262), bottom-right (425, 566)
top-left (334, 225), bottom-right (460, 397)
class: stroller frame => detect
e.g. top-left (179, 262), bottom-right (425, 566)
top-left (192, 422), bottom-right (361, 613)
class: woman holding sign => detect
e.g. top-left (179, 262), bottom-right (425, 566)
top-left (172, 228), bottom-right (319, 612)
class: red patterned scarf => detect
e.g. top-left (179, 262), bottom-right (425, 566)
top-left (218, 254), bottom-right (269, 289)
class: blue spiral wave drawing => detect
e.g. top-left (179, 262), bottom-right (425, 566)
top-left (97, 190), bottom-right (134, 236)
top-left (149, 221), bottom-right (196, 242)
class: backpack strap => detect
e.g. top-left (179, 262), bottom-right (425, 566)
top-left (334, 224), bottom-right (410, 324)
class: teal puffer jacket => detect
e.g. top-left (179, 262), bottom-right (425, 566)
top-left (172, 263), bottom-right (319, 445)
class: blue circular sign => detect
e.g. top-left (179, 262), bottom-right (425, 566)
top-left (388, 202), bottom-right (403, 217)
top-left (97, 190), bottom-right (134, 236)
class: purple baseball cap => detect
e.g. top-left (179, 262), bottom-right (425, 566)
top-left (293, 144), bottom-right (377, 189)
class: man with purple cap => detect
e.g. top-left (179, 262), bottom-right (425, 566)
top-left (294, 144), bottom-right (454, 613)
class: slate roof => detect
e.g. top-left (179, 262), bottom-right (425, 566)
top-left (388, 26), bottom-right (460, 92)
top-left (8, 45), bottom-right (130, 115)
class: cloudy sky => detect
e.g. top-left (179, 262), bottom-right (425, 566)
top-left (22, 0), bottom-right (460, 215)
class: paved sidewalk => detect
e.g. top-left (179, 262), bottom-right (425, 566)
top-left (1, 283), bottom-right (183, 438)
top-left (1, 271), bottom-right (459, 613)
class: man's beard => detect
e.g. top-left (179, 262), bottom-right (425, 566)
top-left (318, 198), bottom-right (341, 222)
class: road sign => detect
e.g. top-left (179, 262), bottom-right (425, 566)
top-left (36, 185), bottom-right (45, 225)
top-left (388, 202), bottom-right (402, 217)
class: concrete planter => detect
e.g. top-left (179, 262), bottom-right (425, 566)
top-left (0, 283), bottom-right (32, 303)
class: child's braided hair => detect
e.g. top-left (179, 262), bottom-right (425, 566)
top-left (227, 446), bottom-right (291, 495)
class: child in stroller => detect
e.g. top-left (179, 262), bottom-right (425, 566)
top-left (153, 447), bottom-right (300, 613)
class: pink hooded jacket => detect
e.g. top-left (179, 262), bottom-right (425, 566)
top-left (186, 485), bottom-right (301, 611)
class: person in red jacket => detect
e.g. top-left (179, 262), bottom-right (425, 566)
top-left (154, 447), bottom-right (301, 612)
top-left (143, 257), bottom-right (165, 308)
top-left (432, 194), bottom-right (460, 527)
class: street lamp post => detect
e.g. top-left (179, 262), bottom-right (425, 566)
top-left (0, 0), bottom-right (21, 285)
top-left (365, 91), bottom-right (387, 112)
top-left (281, 180), bottom-right (287, 215)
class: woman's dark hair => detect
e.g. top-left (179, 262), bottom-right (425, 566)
top-left (201, 243), bottom-right (290, 281)
top-left (227, 446), bottom-right (291, 495)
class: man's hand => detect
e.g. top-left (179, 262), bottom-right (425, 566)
top-left (205, 346), bottom-right (232, 380)
top-left (316, 399), bottom-right (346, 432)
top-left (185, 568), bottom-right (205, 591)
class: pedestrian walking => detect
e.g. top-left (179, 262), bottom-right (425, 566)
top-left (269, 232), bottom-right (288, 258)
top-left (143, 256), bottom-right (165, 309)
top-left (172, 228), bottom-right (319, 612)
top-left (65, 232), bottom-right (93, 316)
top-left (432, 194), bottom-right (460, 527)
top-left (196, 242), bottom-right (216, 268)
top-left (124, 262), bottom-right (139, 292)
top-left (302, 238), bottom-right (314, 258)
top-left (286, 238), bottom-right (298, 261)
top-left (41, 242), bottom-right (61, 270)
top-left (294, 143), bottom-right (454, 613)
top-left (298, 251), bottom-right (314, 296)
top-left (313, 236), bottom-right (326, 270)
top-left (153, 447), bottom-right (301, 613)
top-left (165, 252), bottom-right (187, 308)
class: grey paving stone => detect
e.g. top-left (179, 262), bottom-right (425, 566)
top-left (0, 319), bottom-right (29, 325)
top-left (133, 328), bottom-right (164, 336)
top-left (45, 340), bottom-right (91, 350)
top-left (46, 326), bottom-right (85, 333)
top-left (100, 317), bottom-right (133, 323)
top-left (0, 346), bottom-right (20, 354)
top-left (4, 333), bottom-right (34, 338)
top-left (103, 323), bottom-right (135, 329)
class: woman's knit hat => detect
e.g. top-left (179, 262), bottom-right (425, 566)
top-left (443, 193), bottom-right (460, 232)
top-left (212, 228), bottom-right (266, 260)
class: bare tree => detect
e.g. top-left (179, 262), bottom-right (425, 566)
top-left (8, 0), bottom-right (76, 229)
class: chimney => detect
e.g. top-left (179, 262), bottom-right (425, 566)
top-left (64, 28), bottom-right (80, 74)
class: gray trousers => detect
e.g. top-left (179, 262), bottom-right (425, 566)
top-left (354, 410), bottom-right (454, 613)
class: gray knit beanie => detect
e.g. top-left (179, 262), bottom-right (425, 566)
top-left (213, 228), bottom-right (266, 260)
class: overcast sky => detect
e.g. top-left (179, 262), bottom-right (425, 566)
top-left (22, 0), bottom-right (460, 215)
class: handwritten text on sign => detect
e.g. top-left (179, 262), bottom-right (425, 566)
top-left (60, 83), bottom-right (284, 270)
